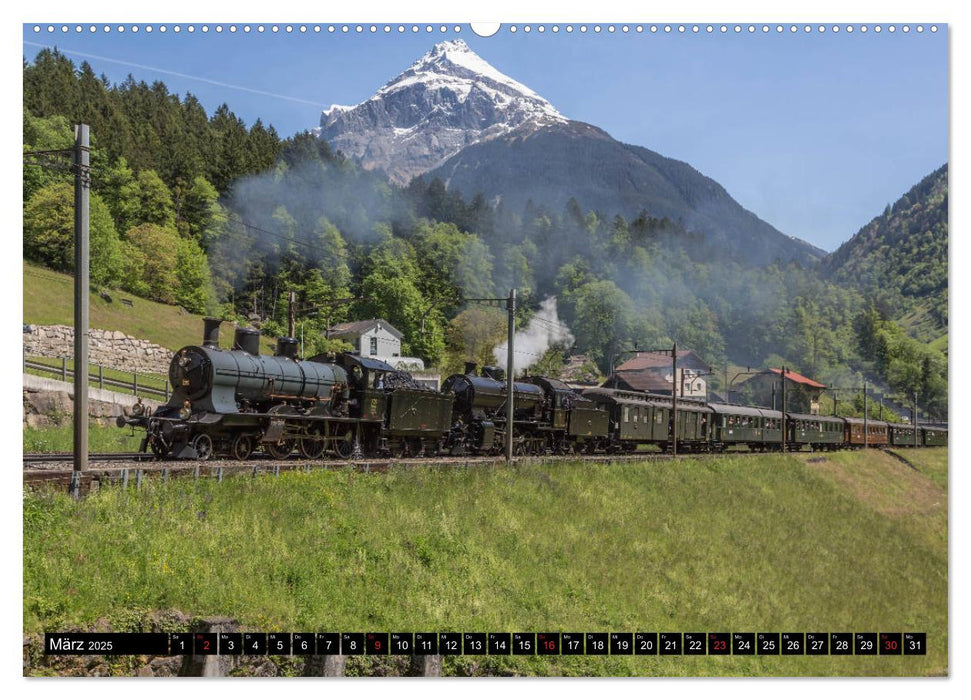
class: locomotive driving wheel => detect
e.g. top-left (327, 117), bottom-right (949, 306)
top-left (231, 434), bottom-right (254, 460)
top-left (191, 434), bottom-right (213, 461)
top-left (266, 439), bottom-right (295, 459)
top-left (333, 430), bottom-right (354, 459)
top-left (299, 437), bottom-right (326, 460)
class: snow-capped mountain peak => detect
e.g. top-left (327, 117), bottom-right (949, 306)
top-left (317, 40), bottom-right (567, 183)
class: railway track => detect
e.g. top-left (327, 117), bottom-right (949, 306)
top-left (22, 450), bottom-right (689, 495)
top-left (23, 452), bottom-right (154, 465)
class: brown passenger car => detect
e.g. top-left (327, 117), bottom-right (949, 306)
top-left (842, 417), bottom-right (889, 447)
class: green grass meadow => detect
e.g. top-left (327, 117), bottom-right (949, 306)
top-left (23, 449), bottom-right (947, 676)
top-left (23, 422), bottom-right (144, 453)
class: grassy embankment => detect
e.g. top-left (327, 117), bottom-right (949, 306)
top-left (23, 261), bottom-right (274, 353)
top-left (24, 449), bottom-right (947, 676)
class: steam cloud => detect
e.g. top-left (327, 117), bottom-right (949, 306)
top-left (492, 297), bottom-right (574, 375)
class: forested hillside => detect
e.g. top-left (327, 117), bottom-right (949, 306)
top-left (22, 50), bottom-right (948, 419)
top-left (824, 165), bottom-right (948, 340)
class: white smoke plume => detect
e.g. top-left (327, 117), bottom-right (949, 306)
top-left (492, 297), bottom-right (574, 375)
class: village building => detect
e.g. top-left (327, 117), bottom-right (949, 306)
top-left (602, 349), bottom-right (710, 399)
top-left (735, 368), bottom-right (826, 415)
top-left (325, 318), bottom-right (440, 389)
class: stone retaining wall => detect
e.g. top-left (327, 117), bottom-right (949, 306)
top-left (23, 324), bottom-right (172, 375)
top-left (23, 374), bottom-right (165, 428)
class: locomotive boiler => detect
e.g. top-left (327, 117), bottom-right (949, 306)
top-left (121, 319), bottom-right (352, 460)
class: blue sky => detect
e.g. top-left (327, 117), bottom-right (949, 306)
top-left (22, 23), bottom-right (948, 252)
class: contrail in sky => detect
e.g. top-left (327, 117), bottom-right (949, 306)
top-left (24, 41), bottom-right (322, 107)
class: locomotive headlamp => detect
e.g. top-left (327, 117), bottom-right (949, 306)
top-left (131, 399), bottom-right (145, 417)
top-left (179, 400), bottom-right (192, 420)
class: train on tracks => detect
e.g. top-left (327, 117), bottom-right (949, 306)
top-left (118, 319), bottom-right (947, 460)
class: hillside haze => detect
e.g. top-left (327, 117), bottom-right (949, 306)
top-left (318, 40), bottom-right (824, 266)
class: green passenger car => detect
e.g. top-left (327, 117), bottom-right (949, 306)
top-left (921, 426), bottom-right (948, 447)
top-left (709, 404), bottom-right (779, 450)
top-left (786, 413), bottom-right (843, 450)
top-left (888, 422), bottom-right (918, 447)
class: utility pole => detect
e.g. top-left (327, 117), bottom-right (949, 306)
top-left (863, 380), bottom-right (868, 449)
top-left (913, 391), bottom-right (919, 448)
top-left (72, 124), bottom-right (90, 493)
top-left (671, 342), bottom-right (678, 457)
top-left (287, 290), bottom-right (296, 338)
top-left (781, 366), bottom-right (787, 452)
top-left (506, 289), bottom-right (516, 462)
top-left (833, 390), bottom-right (838, 417)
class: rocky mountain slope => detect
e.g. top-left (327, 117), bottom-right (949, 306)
top-left (318, 39), bottom-right (824, 266)
top-left (317, 40), bottom-right (567, 184)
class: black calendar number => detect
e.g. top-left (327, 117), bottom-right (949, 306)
top-left (390, 633), bottom-right (413, 655)
top-left (488, 633), bottom-right (511, 655)
top-left (244, 633), bottom-right (267, 655)
top-left (219, 633), bottom-right (242, 655)
top-left (586, 633), bottom-right (609, 655)
top-left (561, 633), bottom-right (584, 655)
top-left (414, 633), bottom-right (437, 655)
top-left (757, 633), bottom-right (780, 655)
top-left (635, 633), bottom-right (658, 655)
top-left (293, 633), bottom-right (315, 655)
top-left (707, 633), bottom-right (730, 655)
top-left (732, 633), bottom-right (755, 655)
top-left (831, 632), bottom-right (853, 655)
top-left (806, 633), bottom-right (828, 655)
top-left (610, 632), bottom-right (633, 655)
top-left (684, 632), bottom-right (705, 655)
top-left (513, 633), bottom-right (535, 655)
top-left (659, 633), bottom-right (682, 656)
top-left (903, 633), bottom-right (926, 655)
top-left (315, 633), bottom-right (339, 655)
top-left (854, 633), bottom-right (877, 656)
top-left (781, 633), bottom-right (803, 655)
top-left (439, 632), bottom-right (461, 655)
top-left (341, 633), bottom-right (364, 655)
top-left (267, 633), bottom-right (290, 655)
top-left (169, 633), bottom-right (191, 655)
top-left (537, 633), bottom-right (560, 655)
top-left (464, 633), bottom-right (486, 655)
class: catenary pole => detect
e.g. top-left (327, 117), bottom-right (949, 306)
top-left (781, 366), bottom-right (787, 453)
top-left (72, 124), bottom-right (90, 492)
top-left (913, 391), bottom-right (919, 448)
top-left (506, 289), bottom-right (516, 462)
top-left (671, 342), bottom-right (677, 457)
top-left (863, 380), bottom-right (868, 449)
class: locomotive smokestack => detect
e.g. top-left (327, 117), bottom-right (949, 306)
top-left (464, 361), bottom-right (478, 376)
top-left (234, 327), bottom-right (261, 355)
top-left (276, 337), bottom-right (299, 359)
top-left (203, 318), bottom-right (222, 348)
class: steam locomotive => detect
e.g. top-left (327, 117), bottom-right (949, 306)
top-left (119, 319), bottom-right (946, 460)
